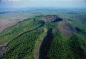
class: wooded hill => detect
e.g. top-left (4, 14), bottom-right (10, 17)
top-left (0, 15), bottom-right (86, 59)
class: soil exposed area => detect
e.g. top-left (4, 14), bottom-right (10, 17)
top-left (58, 20), bottom-right (77, 36)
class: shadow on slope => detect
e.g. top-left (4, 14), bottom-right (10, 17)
top-left (39, 29), bottom-right (53, 59)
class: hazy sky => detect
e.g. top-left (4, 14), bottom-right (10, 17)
top-left (0, 0), bottom-right (86, 8)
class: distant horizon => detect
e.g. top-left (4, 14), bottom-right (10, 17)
top-left (0, 7), bottom-right (86, 12)
top-left (0, 1), bottom-right (86, 9)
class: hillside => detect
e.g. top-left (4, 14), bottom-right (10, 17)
top-left (58, 20), bottom-right (78, 36)
top-left (0, 15), bottom-right (86, 59)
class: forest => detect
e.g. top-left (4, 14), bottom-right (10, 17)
top-left (0, 14), bottom-right (86, 59)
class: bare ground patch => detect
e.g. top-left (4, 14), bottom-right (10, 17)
top-left (0, 22), bottom-right (18, 33)
top-left (58, 20), bottom-right (77, 36)
top-left (0, 17), bottom-right (27, 33)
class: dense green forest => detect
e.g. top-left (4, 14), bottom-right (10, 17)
top-left (0, 15), bottom-right (86, 59)
top-left (47, 33), bottom-right (86, 59)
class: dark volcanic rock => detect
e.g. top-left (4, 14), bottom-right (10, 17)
top-left (42, 15), bottom-right (62, 22)
top-left (58, 20), bottom-right (78, 36)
